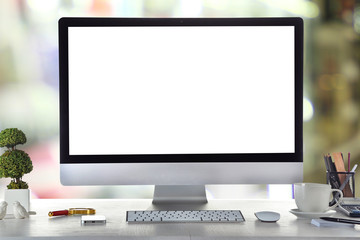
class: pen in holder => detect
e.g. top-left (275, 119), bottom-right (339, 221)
top-left (327, 171), bottom-right (355, 205)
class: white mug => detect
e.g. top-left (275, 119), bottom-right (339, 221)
top-left (294, 183), bottom-right (343, 212)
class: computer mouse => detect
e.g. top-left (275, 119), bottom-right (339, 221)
top-left (254, 211), bottom-right (280, 222)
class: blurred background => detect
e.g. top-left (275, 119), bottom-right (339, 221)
top-left (0, 0), bottom-right (359, 200)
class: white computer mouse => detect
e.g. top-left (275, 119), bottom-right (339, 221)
top-left (254, 211), bottom-right (280, 222)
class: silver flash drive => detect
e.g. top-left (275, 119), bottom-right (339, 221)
top-left (81, 215), bottom-right (106, 225)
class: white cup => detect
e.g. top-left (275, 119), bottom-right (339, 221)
top-left (294, 183), bottom-right (343, 212)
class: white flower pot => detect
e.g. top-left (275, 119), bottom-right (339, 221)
top-left (4, 189), bottom-right (30, 214)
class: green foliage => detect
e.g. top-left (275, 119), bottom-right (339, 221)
top-left (0, 128), bottom-right (27, 149)
top-left (0, 128), bottom-right (32, 189)
top-left (7, 179), bottom-right (29, 189)
top-left (0, 150), bottom-right (33, 179)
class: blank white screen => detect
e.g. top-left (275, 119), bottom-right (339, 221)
top-left (68, 26), bottom-right (294, 155)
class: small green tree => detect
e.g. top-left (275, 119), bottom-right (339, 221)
top-left (0, 128), bottom-right (33, 189)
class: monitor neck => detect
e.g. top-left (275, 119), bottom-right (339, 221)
top-left (152, 185), bottom-right (208, 205)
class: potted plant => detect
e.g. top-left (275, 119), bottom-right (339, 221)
top-left (0, 128), bottom-right (33, 214)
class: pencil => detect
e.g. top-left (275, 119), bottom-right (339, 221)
top-left (348, 152), bottom-right (351, 172)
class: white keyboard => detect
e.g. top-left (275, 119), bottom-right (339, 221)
top-left (126, 210), bottom-right (245, 223)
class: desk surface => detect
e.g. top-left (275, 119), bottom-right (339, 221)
top-left (0, 198), bottom-right (359, 239)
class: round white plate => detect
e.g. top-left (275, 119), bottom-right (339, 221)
top-left (289, 209), bottom-right (336, 218)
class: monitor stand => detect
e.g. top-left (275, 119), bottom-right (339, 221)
top-left (152, 185), bottom-right (208, 206)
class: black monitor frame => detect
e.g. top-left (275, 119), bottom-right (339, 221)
top-left (59, 17), bottom-right (303, 164)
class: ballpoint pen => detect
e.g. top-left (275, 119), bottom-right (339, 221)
top-left (320, 217), bottom-right (360, 225)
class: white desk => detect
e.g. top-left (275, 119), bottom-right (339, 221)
top-left (0, 199), bottom-right (359, 239)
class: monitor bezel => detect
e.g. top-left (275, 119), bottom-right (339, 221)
top-left (59, 17), bottom-right (303, 164)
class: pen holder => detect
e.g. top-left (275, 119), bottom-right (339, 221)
top-left (326, 171), bottom-right (355, 200)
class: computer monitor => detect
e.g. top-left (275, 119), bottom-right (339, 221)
top-left (59, 17), bottom-right (303, 204)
